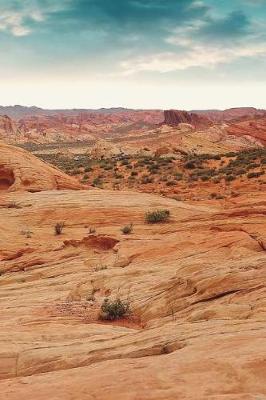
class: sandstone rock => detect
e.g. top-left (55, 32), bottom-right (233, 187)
top-left (0, 187), bottom-right (265, 399)
top-left (164, 110), bottom-right (212, 129)
top-left (87, 139), bottom-right (122, 159)
top-left (0, 142), bottom-right (82, 191)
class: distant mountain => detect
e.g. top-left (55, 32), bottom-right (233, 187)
top-left (0, 105), bottom-right (162, 120)
top-left (191, 107), bottom-right (266, 122)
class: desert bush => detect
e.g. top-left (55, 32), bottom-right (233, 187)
top-left (55, 222), bottom-right (65, 235)
top-left (141, 176), bottom-right (153, 184)
top-left (71, 168), bottom-right (80, 175)
top-left (84, 166), bottom-right (92, 173)
top-left (92, 177), bottom-right (103, 187)
top-left (184, 161), bottom-right (196, 169)
top-left (145, 209), bottom-right (170, 224)
top-left (225, 175), bottom-right (235, 182)
top-left (114, 173), bottom-right (123, 179)
top-left (99, 298), bottom-right (130, 321)
top-left (166, 180), bottom-right (176, 186)
top-left (121, 223), bottom-right (133, 235)
top-left (201, 175), bottom-right (210, 181)
top-left (121, 159), bottom-right (129, 166)
top-left (174, 172), bottom-right (183, 181)
top-left (247, 171), bottom-right (263, 179)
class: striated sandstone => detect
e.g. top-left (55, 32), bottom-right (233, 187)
top-left (0, 185), bottom-right (265, 399)
top-left (0, 142), bottom-right (82, 191)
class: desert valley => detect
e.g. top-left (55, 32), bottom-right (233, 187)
top-left (0, 105), bottom-right (265, 399)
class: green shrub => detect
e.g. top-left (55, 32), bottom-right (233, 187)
top-left (166, 180), bottom-right (176, 186)
top-left (99, 298), bottom-right (130, 321)
top-left (121, 224), bottom-right (133, 235)
top-left (184, 161), bottom-right (196, 169)
top-left (141, 176), bottom-right (153, 184)
top-left (225, 175), bottom-right (235, 182)
top-left (92, 177), bottom-right (102, 187)
top-left (247, 172), bottom-right (263, 179)
top-left (174, 172), bottom-right (183, 181)
top-left (145, 209), bottom-right (170, 224)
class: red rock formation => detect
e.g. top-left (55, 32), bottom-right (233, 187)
top-left (164, 110), bottom-right (212, 129)
top-left (193, 107), bottom-right (266, 122)
top-left (226, 117), bottom-right (266, 145)
top-left (0, 115), bottom-right (15, 133)
top-left (0, 142), bottom-right (83, 192)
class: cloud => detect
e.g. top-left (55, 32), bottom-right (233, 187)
top-left (120, 42), bottom-right (266, 74)
top-left (118, 4), bottom-right (266, 75)
top-left (0, 1), bottom-right (69, 36)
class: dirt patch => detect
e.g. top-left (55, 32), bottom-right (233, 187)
top-left (63, 235), bottom-right (119, 251)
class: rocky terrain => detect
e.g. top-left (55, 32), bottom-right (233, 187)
top-left (1, 107), bottom-right (266, 154)
top-left (227, 117), bottom-right (266, 145)
top-left (164, 110), bottom-right (213, 129)
top-left (0, 142), bottom-right (82, 192)
top-left (192, 107), bottom-right (266, 123)
top-left (36, 147), bottom-right (266, 202)
top-left (0, 142), bottom-right (265, 399)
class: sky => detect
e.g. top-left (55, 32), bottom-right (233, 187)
top-left (0, 0), bottom-right (266, 110)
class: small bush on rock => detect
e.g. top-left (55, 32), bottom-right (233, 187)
top-left (121, 223), bottom-right (133, 235)
top-left (145, 209), bottom-right (170, 224)
top-left (99, 298), bottom-right (130, 321)
top-left (55, 222), bottom-right (65, 235)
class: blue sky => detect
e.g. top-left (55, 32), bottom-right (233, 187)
top-left (0, 0), bottom-right (266, 109)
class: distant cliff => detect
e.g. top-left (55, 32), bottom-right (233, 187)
top-left (164, 110), bottom-right (212, 129)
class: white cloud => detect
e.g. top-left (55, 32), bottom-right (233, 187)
top-left (0, 1), bottom-right (68, 37)
top-left (121, 43), bottom-right (266, 75)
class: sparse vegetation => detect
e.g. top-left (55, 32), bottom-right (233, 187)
top-left (55, 222), bottom-right (65, 235)
top-left (34, 147), bottom-right (265, 202)
top-left (121, 223), bottom-right (133, 234)
top-left (145, 209), bottom-right (170, 224)
top-left (99, 298), bottom-right (130, 321)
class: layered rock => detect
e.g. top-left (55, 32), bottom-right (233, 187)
top-left (0, 142), bottom-right (82, 191)
top-left (0, 183), bottom-right (265, 399)
top-left (164, 110), bottom-right (212, 129)
top-left (226, 117), bottom-right (266, 145)
top-left (0, 115), bottom-right (16, 137)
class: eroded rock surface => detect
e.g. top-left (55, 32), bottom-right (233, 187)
top-left (0, 142), bottom-right (82, 192)
top-left (164, 110), bottom-right (212, 129)
top-left (0, 186), bottom-right (265, 399)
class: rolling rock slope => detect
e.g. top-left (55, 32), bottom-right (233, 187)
top-left (0, 142), bottom-right (82, 191)
top-left (0, 144), bottom-right (265, 399)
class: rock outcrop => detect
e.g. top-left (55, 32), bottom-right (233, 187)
top-left (0, 115), bottom-right (16, 137)
top-left (0, 183), bottom-right (265, 399)
top-left (0, 142), bottom-right (82, 191)
top-left (86, 139), bottom-right (122, 159)
top-left (226, 117), bottom-right (266, 145)
top-left (164, 110), bottom-right (212, 129)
